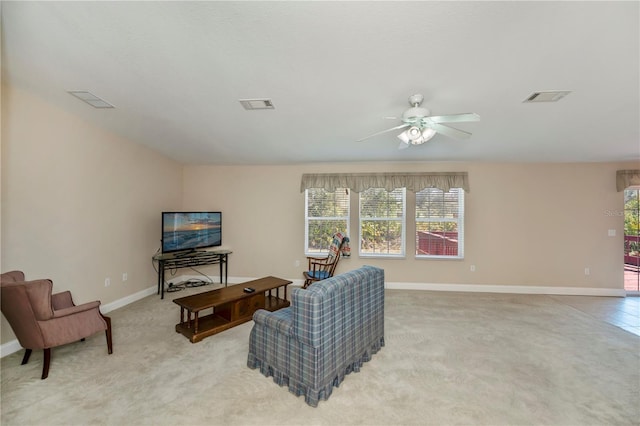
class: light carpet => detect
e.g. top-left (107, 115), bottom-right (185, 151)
top-left (1, 285), bottom-right (638, 425)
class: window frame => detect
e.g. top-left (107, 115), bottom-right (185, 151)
top-left (358, 187), bottom-right (406, 258)
top-left (304, 188), bottom-right (350, 255)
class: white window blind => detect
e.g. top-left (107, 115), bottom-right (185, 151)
top-left (305, 188), bottom-right (349, 254)
top-left (415, 187), bottom-right (464, 258)
top-left (359, 188), bottom-right (406, 257)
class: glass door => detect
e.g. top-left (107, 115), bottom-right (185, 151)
top-left (624, 188), bottom-right (640, 294)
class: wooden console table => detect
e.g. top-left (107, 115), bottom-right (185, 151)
top-left (153, 250), bottom-right (232, 299)
top-left (173, 276), bottom-right (291, 343)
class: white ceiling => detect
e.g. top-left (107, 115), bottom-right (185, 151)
top-left (2, 1), bottom-right (639, 165)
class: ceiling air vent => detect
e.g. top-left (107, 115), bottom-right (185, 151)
top-left (68, 91), bottom-right (114, 108)
top-left (239, 98), bottom-right (275, 110)
top-left (523, 91), bottom-right (571, 103)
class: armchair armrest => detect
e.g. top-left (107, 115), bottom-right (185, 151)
top-left (52, 290), bottom-right (74, 310)
top-left (252, 308), bottom-right (293, 336)
top-left (52, 300), bottom-right (101, 319)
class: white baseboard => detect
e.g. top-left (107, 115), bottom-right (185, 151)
top-left (1, 277), bottom-right (625, 357)
top-left (0, 340), bottom-right (23, 358)
top-left (100, 286), bottom-right (157, 314)
top-left (385, 281), bottom-right (627, 297)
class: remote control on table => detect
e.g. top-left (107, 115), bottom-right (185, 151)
top-left (243, 287), bottom-right (255, 293)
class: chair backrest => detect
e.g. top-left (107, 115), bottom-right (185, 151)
top-left (0, 278), bottom-right (54, 350)
top-left (326, 232), bottom-right (350, 275)
top-left (327, 232), bottom-right (349, 257)
top-left (292, 265), bottom-right (385, 349)
top-left (0, 270), bottom-right (25, 283)
top-left (325, 233), bottom-right (348, 277)
top-left (327, 244), bottom-right (344, 276)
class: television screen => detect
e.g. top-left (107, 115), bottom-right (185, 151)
top-left (162, 212), bottom-right (222, 253)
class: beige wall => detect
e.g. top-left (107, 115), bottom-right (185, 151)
top-left (2, 82), bottom-right (638, 347)
top-left (183, 161), bottom-right (637, 289)
top-left (1, 85), bottom-right (183, 344)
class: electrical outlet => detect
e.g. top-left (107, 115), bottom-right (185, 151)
top-left (470, 265), bottom-right (476, 272)
top-left (295, 260), bottom-right (300, 268)
top-left (584, 268), bottom-right (590, 276)
top-left (122, 273), bottom-right (128, 282)
top-left (104, 278), bottom-right (111, 287)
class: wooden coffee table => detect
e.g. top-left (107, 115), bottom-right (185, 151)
top-left (173, 276), bottom-right (292, 343)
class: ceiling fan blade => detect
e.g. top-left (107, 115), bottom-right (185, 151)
top-left (429, 123), bottom-right (472, 140)
top-left (397, 140), bottom-right (410, 150)
top-left (356, 123), bottom-right (410, 142)
top-left (427, 113), bottom-right (480, 124)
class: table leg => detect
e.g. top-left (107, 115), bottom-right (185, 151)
top-left (158, 261), bottom-right (163, 296)
top-left (224, 254), bottom-right (228, 287)
top-left (219, 254), bottom-right (223, 285)
top-left (160, 263), bottom-right (166, 299)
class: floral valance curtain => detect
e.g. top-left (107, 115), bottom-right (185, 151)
top-left (616, 169), bottom-right (640, 192)
top-left (300, 172), bottom-right (470, 193)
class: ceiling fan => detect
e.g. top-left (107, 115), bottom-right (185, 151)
top-left (357, 94), bottom-right (480, 150)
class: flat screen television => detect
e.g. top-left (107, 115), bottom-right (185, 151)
top-left (162, 211), bottom-right (222, 254)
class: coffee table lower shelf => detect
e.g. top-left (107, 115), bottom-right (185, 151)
top-left (175, 293), bottom-right (290, 343)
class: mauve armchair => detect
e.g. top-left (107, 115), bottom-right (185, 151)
top-left (0, 271), bottom-right (113, 379)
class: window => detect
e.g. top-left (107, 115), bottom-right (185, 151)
top-left (624, 188), bottom-right (640, 292)
top-left (415, 187), bottom-right (464, 258)
top-left (359, 188), bottom-right (406, 257)
top-left (305, 188), bottom-right (349, 254)
top-left (304, 183), bottom-right (465, 259)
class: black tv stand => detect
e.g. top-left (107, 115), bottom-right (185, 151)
top-left (153, 249), bottom-right (232, 299)
top-left (173, 249), bottom-right (201, 258)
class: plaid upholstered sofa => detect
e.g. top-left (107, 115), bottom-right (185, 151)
top-left (247, 265), bottom-right (385, 407)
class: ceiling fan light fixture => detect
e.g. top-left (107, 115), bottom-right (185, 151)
top-left (397, 125), bottom-right (436, 146)
top-left (397, 130), bottom-right (411, 144)
top-left (421, 127), bottom-right (436, 142)
top-left (358, 93), bottom-right (480, 146)
top-left (407, 126), bottom-right (422, 141)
